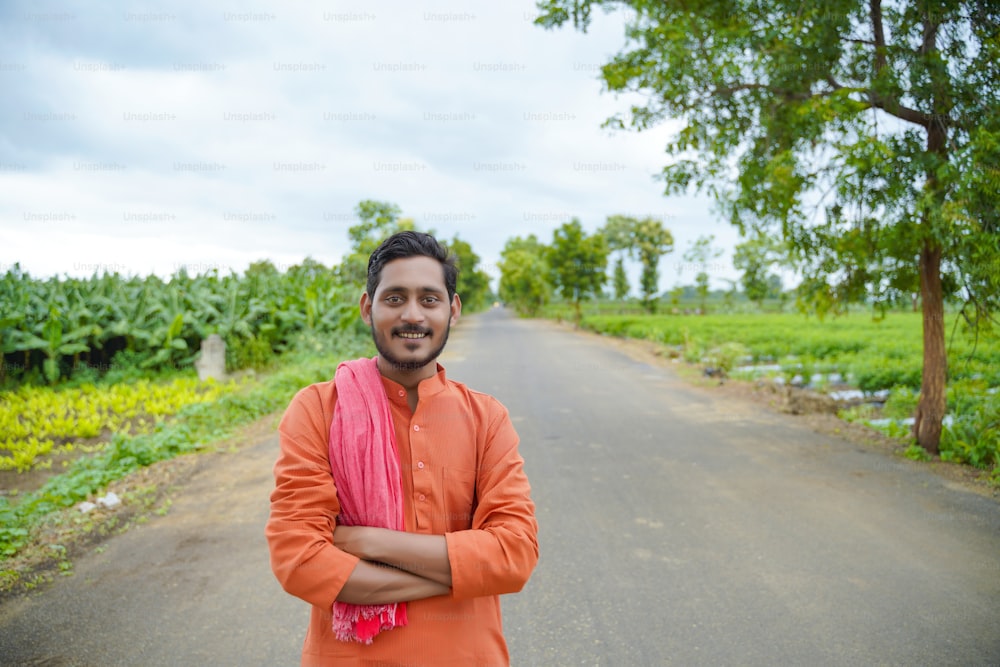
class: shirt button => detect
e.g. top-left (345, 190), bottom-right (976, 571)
top-left (413, 425), bottom-right (420, 432)
top-left (417, 461), bottom-right (424, 469)
top-left (398, 390), bottom-right (405, 397)
top-left (418, 494), bottom-right (426, 501)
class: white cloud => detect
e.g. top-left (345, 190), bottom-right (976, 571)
top-left (0, 0), bottom-right (746, 291)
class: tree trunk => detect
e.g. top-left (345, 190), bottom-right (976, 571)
top-left (913, 242), bottom-right (947, 455)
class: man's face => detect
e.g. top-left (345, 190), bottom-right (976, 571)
top-left (360, 255), bottom-right (461, 375)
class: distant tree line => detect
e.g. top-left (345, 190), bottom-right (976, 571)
top-left (498, 214), bottom-right (800, 321)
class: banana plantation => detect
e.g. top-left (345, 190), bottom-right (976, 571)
top-left (0, 259), bottom-right (359, 387)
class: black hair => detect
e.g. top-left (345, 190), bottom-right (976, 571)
top-left (366, 231), bottom-right (458, 301)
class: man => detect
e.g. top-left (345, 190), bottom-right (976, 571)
top-left (266, 231), bottom-right (539, 665)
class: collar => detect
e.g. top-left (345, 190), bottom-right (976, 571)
top-left (381, 363), bottom-right (448, 406)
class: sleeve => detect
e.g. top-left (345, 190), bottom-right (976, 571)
top-left (264, 384), bottom-right (361, 610)
top-left (444, 399), bottom-right (539, 600)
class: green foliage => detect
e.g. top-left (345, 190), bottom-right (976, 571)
top-left (498, 235), bottom-right (552, 316)
top-left (680, 328), bottom-right (704, 364)
top-left (0, 331), bottom-right (373, 561)
top-left (668, 286), bottom-right (684, 310)
top-left (337, 200), bottom-right (413, 287)
top-left (881, 387), bottom-right (920, 420)
top-left (535, 0), bottom-right (999, 308)
top-left (904, 444), bottom-right (933, 462)
top-left (0, 258), bottom-right (358, 387)
top-left (225, 335), bottom-right (274, 372)
top-left (0, 376), bottom-right (245, 472)
top-left (682, 236), bottom-right (723, 313)
top-left (734, 234), bottom-right (787, 307)
top-left (600, 215), bottom-right (674, 312)
top-left (939, 380), bottom-right (1000, 471)
top-left (535, 0), bottom-right (1000, 453)
top-left (546, 219), bottom-right (609, 323)
top-left (570, 310), bottom-right (1000, 386)
top-left (612, 256), bottom-right (630, 301)
top-left (446, 235), bottom-right (492, 312)
top-left (562, 306), bottom-right (998, 473)
top-left (853, 361), bottom-right (923, 395)
top-left (705, 342), bottom-right (749, 377)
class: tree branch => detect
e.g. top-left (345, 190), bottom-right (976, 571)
top-left (870, 0), bottom-right (887, 73)
top-left (864, 0), bottom-right (937, 129)
top-left (868, 95), bottom-right (935, 127)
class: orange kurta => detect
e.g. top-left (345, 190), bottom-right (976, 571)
top-left (266, 363), bottom-right (539, 666)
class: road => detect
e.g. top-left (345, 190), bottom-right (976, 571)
top-left (1, 307), bottom-right (998, 666)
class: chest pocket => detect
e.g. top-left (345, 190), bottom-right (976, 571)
top-left (440, 466), bottom-right (477, 533)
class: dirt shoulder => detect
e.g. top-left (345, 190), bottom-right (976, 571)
top-left (553, 320), bottom-right (1000, 502)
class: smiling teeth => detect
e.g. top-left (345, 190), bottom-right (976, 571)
top-left (398, 333), bottom-right (426, 338)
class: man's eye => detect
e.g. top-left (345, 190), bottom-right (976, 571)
top-left (385, 296), bottom-right (403, 304)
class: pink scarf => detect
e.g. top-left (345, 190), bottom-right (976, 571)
top-left (329, 357), bottom-right (407, 643)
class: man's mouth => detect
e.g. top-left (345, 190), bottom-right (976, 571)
top-left (396, 331), bottom-right (429, 339)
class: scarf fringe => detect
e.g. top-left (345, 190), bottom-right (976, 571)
top-left (332, 602), bottom-right (408, 644)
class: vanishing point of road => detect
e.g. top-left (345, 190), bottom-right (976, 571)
top-left (1, 307), bottom-right (998, 666)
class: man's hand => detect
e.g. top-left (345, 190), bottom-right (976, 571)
top-left (333, 525), bottom-right (453, 588)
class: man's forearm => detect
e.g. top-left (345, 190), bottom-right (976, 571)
top-left (336, 559), bottom-right (450, 605)
top-left (335, 526), bottom-right (453, 587)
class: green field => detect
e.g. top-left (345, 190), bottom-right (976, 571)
top-left (543, 303), bottom-right (1000, 477)
top-left (0, 376), bottom-right (251, 473)
top-left (0, 333), bottom-right (373, 569)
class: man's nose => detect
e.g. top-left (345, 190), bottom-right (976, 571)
top-left (401, 300), bottom-right (425, 322)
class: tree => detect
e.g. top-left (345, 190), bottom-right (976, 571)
top-left (682, 235), bottom-right (722, 313)
top-left (547, 219), bottom-right (609, 324)
top-left (602, 215), bottom-right (633, 301)
top-left (601, 215), bottom-right (674, 311)
top-left (668, 284), bottom-right (684, 311)
top-left (633, 217), bottom-right (674, 313)
top-left (498, 235), bottom-right (551, 316)
top-left (612, 256), bottom-right (630, 301)
top-left (337, 200), bottom-right (415, 287)
top-left (734, 234), bottom-right (786, 309)
top-left (447, 235), bottom-right (492, 312)
top-left (535, 1), bottom-right (1000, 454)
top-left (766, 275), bottom-right (788, 311)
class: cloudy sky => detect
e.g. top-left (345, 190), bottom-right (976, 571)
top-left (0, 0), bottom-right (743, 292)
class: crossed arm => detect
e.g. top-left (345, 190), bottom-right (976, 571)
top-left (333, 526), bottom-right (452, 605)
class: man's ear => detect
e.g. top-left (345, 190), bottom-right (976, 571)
top-left (450, 293), bottom-right (462, 326)
top-left (359, 291), bottom-right (373, 325)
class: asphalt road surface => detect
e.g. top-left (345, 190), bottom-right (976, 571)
top-left (1, 307), bottom-right (998, 666)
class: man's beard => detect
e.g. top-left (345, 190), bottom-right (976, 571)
top-left (371, 322), bottom-right (451, 372)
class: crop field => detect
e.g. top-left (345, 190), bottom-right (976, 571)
top-left (0, 377), bottom-right (246, 473)
top-left (545, 304), bottom-right (1000, 477)
top-left (573, 311), bottom-right (998, 387)
top-left (0, 335), bottom-right (373, 565)
top-left (0, 259), bottom-right (357, 387)
top-left (0, 261), bottom-right (374, 569)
